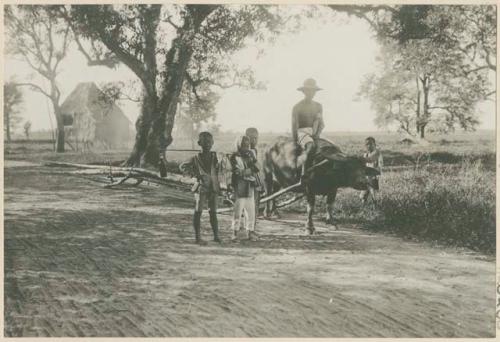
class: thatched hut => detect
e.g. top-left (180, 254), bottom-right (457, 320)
top-left (60, 82), bottom-right (133, 150)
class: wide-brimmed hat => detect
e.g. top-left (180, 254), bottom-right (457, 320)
top-left (297, 78), bottom-right (322, 91)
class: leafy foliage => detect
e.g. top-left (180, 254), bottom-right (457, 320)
top-left (357, 5), bottom-right (495, 137)
top-left (5, 5), bottom-right (73, 151)
top-left (60, 4), bottom-right (296, 165)
top-left (3, 83), bottom-right (24, 141)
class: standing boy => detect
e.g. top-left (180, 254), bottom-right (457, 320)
top-left (179, 132), bottom-right (221, 245)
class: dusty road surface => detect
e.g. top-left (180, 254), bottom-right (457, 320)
top-left (4, 163), bottom-right (496, 337)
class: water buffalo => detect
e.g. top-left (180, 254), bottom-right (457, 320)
top-left (262, 137), bottom-right (379, 234)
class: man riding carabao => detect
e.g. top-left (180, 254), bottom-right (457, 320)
top-left (292, 78), bottom-right (325, 185)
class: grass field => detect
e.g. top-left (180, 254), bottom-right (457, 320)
top-left (6, 130), bottom-right (495, 254)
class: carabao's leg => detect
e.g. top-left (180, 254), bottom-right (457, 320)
top-left (241, 208), bottom-right (248, 230)
top-left (326, 189), bottom-right (338, 230)
top-left (271, 183), bottom-right (281, 219)
top-left (305, 192), bottom-right (316, 235)
top-left (264, 172), bottom-right (277, 219)
top-left (360, 190), bottom-right (369, 204)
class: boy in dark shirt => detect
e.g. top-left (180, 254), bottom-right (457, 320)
top-left (180, 132), bottom-right (221, 245)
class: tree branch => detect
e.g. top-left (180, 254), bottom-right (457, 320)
top-left (165, 16), bottom-right (180, 30)
top-left (461, 64), bottom-right (490, 76)
top-left (328, 5), bottom-right (398, 15)
top-left (399, 121), bottom-right (414, 137)
top-left (327, 5), bottom-right (398, 30)
top-left (14, 82), bottom-right (52, 99)
top-left (57, 6), bottom-right (119, 69)
top-left (428, 105), bottom-right (451, 110)
top-left (205, 79), bottom-right (247, 89)
top-left (483, 46), bottom-right (496, 71)
top-left (53, 25), bottom-right (71, 72)
top-left (27, 19), bottom-right (51, 71)
top-left (118, 93), bottom-right (142, 103)
top-left (95, 28), bottom-right (150, 90)
top-left (72, 31), bottom-right (118, 68)
top-left (184, 72), bottom-right (202, 101)
top-left (45, 19), bottom-right (55, 69)
top-left (22, 54), bottom-right (51, 80)
top-left (485, 90), bottom-right (496, 98)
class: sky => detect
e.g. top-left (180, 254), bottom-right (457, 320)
top-left (4, 9), bottom-right (496, 135)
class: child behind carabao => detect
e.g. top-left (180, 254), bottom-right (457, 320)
top-left (179, 131), bottom-right (221, 245)
top-left (361, 136), bottom-right (383, 204)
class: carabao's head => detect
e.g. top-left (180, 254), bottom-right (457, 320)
top-left (341, 157), bottom-right (380, 190)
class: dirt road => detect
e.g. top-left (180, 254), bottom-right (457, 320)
top-left (4, 163), bottom-right (496, 337)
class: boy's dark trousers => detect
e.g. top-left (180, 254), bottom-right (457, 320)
top-left (193, 211), bottom-right (220, 243)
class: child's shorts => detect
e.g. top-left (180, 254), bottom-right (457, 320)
top-left (194, 191), bottom-right (218, 212)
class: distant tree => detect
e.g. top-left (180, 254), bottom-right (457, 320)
top-left (375, 5), bottom-right (496, 75)
top-left (338, 5), bottom-right (496, 138)
top-left (357, 48), bottom-right (417, 136)
top-left (5, 5), bottom-right (72, 152)
top-left (359, 38), bottom-right (491, 138)
top-left (175, 83), bottom-right (220, 148)
top-left (61, 4), bottom-right (292, 166)
top-left (23, 121), bottom-right (32, 139)
top-left (3, 82), bottom-right (24, 142)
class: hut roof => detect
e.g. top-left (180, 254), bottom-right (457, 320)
top-left (60, 82), bottom-right (130, 124)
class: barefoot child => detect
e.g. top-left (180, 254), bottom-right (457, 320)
top-left (360, 136), bottom-right (383, 204)
top-left (230, 135), bottom-right (259, 241)
top-left (179, 132), bottom-right (221, 244)
top-left (243, 127), bottom-right (263, 234)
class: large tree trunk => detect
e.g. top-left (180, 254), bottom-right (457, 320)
top-left (56, 124), bottom-right (65, 152)
top-left (144, 35), bottom-right (193, 166)
top-left (420, 124), bottom-right (426, 138)
top-left (48, 78), bottom-right (65, 153)
top-left (124, 6), bottom-right (214, 167)
top-left (125, 92), bottom-right (159, 166)
top-left (418, 75), bottom-right (431, 140)
top-left (55, 108), bottom-right (65, 153)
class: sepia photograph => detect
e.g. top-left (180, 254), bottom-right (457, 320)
top-left (3, 3), bottom-right (497, 338)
